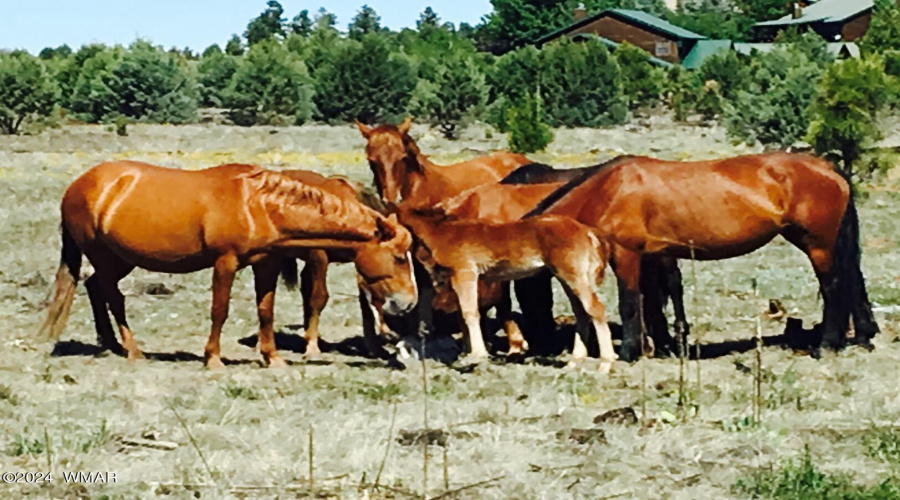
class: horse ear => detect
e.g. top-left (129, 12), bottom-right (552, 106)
top-left (356, 120), bottom-right (373, 138)
top-left (375, 215), bottom-right (397, 242)
top-left (398, 116), bottom-right (413, 136)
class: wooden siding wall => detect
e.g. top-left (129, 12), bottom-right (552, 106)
top-left (567, 17), bottom-right (681, 63)
top-left (841, 12), bottom-right (871, 41)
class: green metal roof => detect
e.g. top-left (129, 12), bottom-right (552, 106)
top-left (607, 9), bottom-right (706, 40)
top-left (681, 39), bottom-right (733, 69)
top-left (756, 0), bottom-right (873, 27)
top-left (733, 41), bottom-right (861, 58)
top-left (535, 8), bottom-right (706, 46)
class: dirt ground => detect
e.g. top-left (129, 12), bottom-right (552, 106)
top-left (1, 118), bottom-right (900, 499)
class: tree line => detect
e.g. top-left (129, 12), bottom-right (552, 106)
top-left (0, 0), bottom-right (898, 172)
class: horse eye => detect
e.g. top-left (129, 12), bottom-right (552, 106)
top-left (395, 255), bottom-right (407, 265)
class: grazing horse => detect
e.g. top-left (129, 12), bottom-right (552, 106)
top-left (497, 161), bottom-right (689, 357)
top-left (39, 161), bottom-right (417, 369)
top-left (526, 152), bottom-right (879, 361)
top-left (398, 205), bottom-right (617, 367)
top-left (356, 117), bottom-right (532, 344)
top-left (276, 169), bottom-right (393, 358)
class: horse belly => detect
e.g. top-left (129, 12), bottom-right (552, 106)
top-left (97, 217), bottom-right (212, 273)
top-left (644, 214), bottom-right (782, 260)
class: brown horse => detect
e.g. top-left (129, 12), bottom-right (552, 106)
top-left (276, 169), bottom-right (393, 358)
top-left (39, 161), bottom-right (417, 369)
top-left (500, 161), bottom-right (690, 356)
top-left (398, 205), bottom-right (617, 367)
top-left (356, 117), bottom-right (530, 206)
top-left (527, 152), bottom-right (879, 361)
top-left (357, 117), bottom-right (532, 345)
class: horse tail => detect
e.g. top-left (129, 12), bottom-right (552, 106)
top-left (833, 179), bottom-right (879, 343)
top-left (280, 258), bottom-right (299, 291)
top-left (39, 224), bottom-right (82, 340)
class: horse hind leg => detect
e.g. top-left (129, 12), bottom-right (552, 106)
top-left (97, 274), bottom-right (142, 361)
top-left (84, 274), bottom-right (121, 355)
top-left (497, 281), bottom-right (527, 359)
top-left (253, 258), bottom-right (286, 368)
top-left (783, 227), bottom-right (849, 352)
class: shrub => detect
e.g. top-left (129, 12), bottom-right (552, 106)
top-left (506, 90), bottom-right (553, 154)
top-left (69, 41), bottom-right (198, 124)
top-left (540, 38), bottom-right (627, 127)
top-left (222, 39), bottom-right (315, 126)
top-left (409, 52), bottom-right (488, 139)
top-left (724, 46), bottom-right (826, 148)
top-left (807, 55), bottom-right (896, 176)
top-left (0, 51), bottom-right (58, 134)
top-left (114, 115), bottom-right (129, 136)
top-left (615, 42), bottom-right (664, 109)
top-left (664, 66), bottom-right (703, 121)
top-left (861, 0), bottom-right (900, 55)
top-left (197, 44), bottom-right (239, 107)
top-left (313, 34), bottom-right (416, 123)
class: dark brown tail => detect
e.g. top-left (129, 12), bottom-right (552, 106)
top-left (833, 183), bottom-right (879, 343)
top-left (39, 225), bottom-right (82, 340)
top-left (280, 258), bottom-right (299, 291)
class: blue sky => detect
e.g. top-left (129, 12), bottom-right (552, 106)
top-left (0, 1), bottom-right (493, 54)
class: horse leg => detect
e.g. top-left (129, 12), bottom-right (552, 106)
top-left (451, 269), bottom-right (489, 360)
top-left (611, 246), bottom-right (645, 362)
top-left (253, 258), bottom-right (285, 368)
top-left (662, 257), bottom-right (689, 355)
top-left (513, 270), bottom-right (555, 355)
top-left (640, 256), bottom-right (671, 357)
top-left (359, 283), bottom-right (389, 358)
top-left (84, 274), bottom-right (121, 355)
top-left (300, 250), bottom-right (329, 358)
top-left (497, 281), bottom-right (527, 357)
top-left (205, 254), bottom-right (238, 370)
top-left (783, 228), bottom-right (848, 352)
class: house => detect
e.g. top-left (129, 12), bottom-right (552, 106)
top-left (754, 0), bottom-right (874, 42)
top-left (535, 7), bottom-right (707, 65)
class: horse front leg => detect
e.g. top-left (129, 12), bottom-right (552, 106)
top-left (300, 250), bottom-right (329, 358)
top-left (451, 269), bottom-right (489, 360)
top-left (253, 258), bottom-right (286, 368)
top-left (205, 254), bottom-right (238, 370)
top-left (612, 246), bottom-right (645, 363)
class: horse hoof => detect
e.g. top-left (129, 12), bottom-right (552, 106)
top-left (267, 356), bottom-right (287, 368)
top-left (126, 350), bottom-right (145, 362)
top-left (303, 349), bottom-right (322, 360)
top-left (849, 338), bottom-right (875, 352)
top-left (206, 357), bottom-right (226, 371)
top-left (617, 345), bottom-right (642, 363)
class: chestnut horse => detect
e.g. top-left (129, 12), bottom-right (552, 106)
top-left (277, 169), bottom-right (393, 358)
top-left (398, 205), bottom-right (617, 367)
top-left (356, 117), bottom-right (531, 343)
top-left (527, 152), bottom-right (879, 361)
top-left (39, 161), bottom-right (417, 369)
top-left (499, 160), bottom-right (690, 356)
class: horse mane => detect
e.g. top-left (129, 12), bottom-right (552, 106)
top-left (245, 169), bottom-right (377, 240)
top-left (523, 155), bottom-right (636, 219)
top-left (500, 163), bottom-right (556, 185)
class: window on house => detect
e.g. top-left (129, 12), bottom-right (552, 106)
top-left (655, 42), bottom-right (671, 57)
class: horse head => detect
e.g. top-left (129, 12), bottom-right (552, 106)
top-left (356, 117), bottom-right (422, 205)
top-left (353, 213), bottom-right (418, 316)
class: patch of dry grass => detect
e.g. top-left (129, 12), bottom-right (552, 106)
top-left (0, 120), bottom-right (899, 499)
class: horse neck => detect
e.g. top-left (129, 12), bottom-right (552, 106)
top-left (249, 171), bottom-right (378, 248)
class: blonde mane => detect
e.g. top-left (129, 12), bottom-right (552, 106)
top-left (245, 169), bottom-right (378, 241)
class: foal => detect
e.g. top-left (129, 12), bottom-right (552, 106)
top-left (398, 206), bottom-right (617, 366)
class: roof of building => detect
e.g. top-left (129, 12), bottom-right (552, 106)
top-left (536, 8), bottom-right (706, 46)
top-left (681, 39), bottom-right (733, 69)
top-left (756, 0), bottom-right (874, 27)
top-left (733, 41), bottom-right (860, 58)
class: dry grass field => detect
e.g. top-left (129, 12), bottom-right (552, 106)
top-left (1, 118), bottom-right (900, 499)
